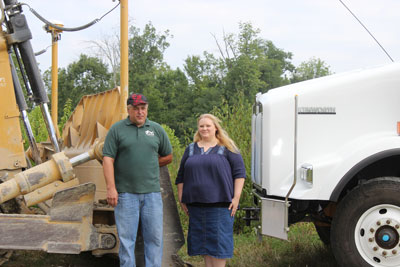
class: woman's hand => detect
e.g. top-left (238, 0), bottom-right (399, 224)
top-left (229, 197), bottom-right (240, 217)
top-left (177, 183), bottom-right (188, 215)
top-left (180, 202), bottom-right (189, 216)
top-left (229, 178), bottom-right (245, 217)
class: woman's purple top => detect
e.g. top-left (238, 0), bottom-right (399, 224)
top-left (175, 142), bottom-right (246, 204)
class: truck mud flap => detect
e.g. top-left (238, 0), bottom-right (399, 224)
top-left (254, 192), bottom-right (289, 240)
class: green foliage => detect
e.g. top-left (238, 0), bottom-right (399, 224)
top-left (129, 22), bottom-right (171, 76)
top-left (291, 57), bottom-right (332, 83)
top-left (184, 22), bottom-right (294, 110)
top-left (58, 98), bottom-right (73, 134)
top-left (228, 223), bottom-right (337, 267)
top-left (128, 22), bottom-right (170, 94)
top-left (163, 123), bottom-right (185, 177)
top-left (21, 99), bottom-right (73, 150)
top-left (21, 106), bottom-right (48, 150)
top-left (27, 106), bottom-right (48, 143)
top-left (43, 54), bottom-right (112, 119)
top-left (163, 124), bottom-right (190, 231)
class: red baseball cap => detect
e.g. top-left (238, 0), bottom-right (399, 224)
top-left (127, 93), bottom-right (148, 106)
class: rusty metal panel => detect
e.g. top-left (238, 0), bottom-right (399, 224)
top-left (50, 183), bottom-right (95, 222)
top-left (0, 183), bottom-right (112, 254)
top-left (0, 214), bottom-right (83, 253)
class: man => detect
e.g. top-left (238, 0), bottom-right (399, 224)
top-left (102, 93), bottom-right (172, 267)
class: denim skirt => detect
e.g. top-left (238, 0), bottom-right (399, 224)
top-left (187, 205), bottom-right (234, 259)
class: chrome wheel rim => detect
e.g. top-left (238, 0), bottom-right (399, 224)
top-left (355, 204), bottom-right (400, 266)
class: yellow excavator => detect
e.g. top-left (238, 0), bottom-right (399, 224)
top-left (0, 0), bottom-right (184, 265)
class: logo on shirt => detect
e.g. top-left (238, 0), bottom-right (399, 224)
top-left (145, 130), bottom-right (154, 136)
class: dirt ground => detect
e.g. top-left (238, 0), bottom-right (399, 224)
top-left (2, 250), bottom-right (119, 267)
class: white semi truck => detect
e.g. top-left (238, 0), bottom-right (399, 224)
top-left (251, 62), bottom-right (400, 267)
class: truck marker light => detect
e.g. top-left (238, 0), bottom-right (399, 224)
top-left (398, 122), bottom-right (400, 135)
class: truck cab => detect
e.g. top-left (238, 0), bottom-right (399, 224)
top-left (252, 63), bottom-right (400, 266)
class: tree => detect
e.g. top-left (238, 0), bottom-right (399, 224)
top-left (87, 30), bottom-right (121, 88)
top-left (184, 22), bottom-right (294, 109)
top-left (291, 57), bottom-right (332, 83)
top-left (128, 22), bottom-right (171, 92)
top-left (43, 54), bottom-right (112, 118)
top-left (184, 52), bottom-right (225, 116)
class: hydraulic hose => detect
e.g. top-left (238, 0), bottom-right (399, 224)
top-left (21, 2), bottom-right (120, 32)
top-left (9, 54), bottom-right (42, 164)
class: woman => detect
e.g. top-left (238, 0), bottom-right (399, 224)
top-left (176, 114), bottom-right (246, 267)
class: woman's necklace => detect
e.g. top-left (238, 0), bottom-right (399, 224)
top-left (198, 139), bottom-right (218, 153)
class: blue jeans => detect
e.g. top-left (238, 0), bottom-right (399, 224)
top-left (115, 192), bottom-right (163, 267)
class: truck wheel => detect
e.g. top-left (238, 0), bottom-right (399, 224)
top-left (331, 177), bottom-right (400, 267)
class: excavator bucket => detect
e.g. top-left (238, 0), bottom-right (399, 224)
top-left (61, 87), bottom-right (185, 265)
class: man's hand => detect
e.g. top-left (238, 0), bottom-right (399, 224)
top-left (159, 154), bottom-right (172, 166)
top-left (107, 187), bottom-right (119, 207)
top-left (103, 156), bottom-right (117, 207)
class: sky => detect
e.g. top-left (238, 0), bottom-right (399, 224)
top-left (18, 0), bottom-right (400, 75)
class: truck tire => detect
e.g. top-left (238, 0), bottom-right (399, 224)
top-left (331, 177), bottom-right (400, 267)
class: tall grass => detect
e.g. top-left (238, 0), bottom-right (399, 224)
top-left (163, 124), bottom-right (190, 231)
top-left (227, 223), bottom-right (337, 267)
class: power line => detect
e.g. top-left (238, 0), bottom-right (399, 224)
top-left (21, 1), bottom-right (120, 32)
top-left (338, 0), bottom-right (394, 62)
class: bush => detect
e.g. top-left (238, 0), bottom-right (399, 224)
top-left (163, 124), bottom-right (189, 231)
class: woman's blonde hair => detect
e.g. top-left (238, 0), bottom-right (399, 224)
top-left (193, 114), bottom-right (239, 153)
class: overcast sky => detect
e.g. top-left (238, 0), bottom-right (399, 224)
top-left (20, 0), bottom-right (400, 75)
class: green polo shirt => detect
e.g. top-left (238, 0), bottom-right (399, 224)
top-left (103, 117), bottom-right (172, 193)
